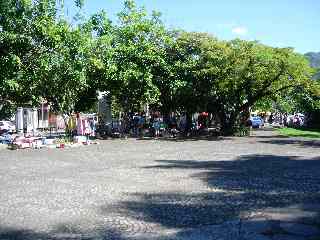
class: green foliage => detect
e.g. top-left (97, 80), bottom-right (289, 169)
top-left (1, 0), bottom-right (318, 135)
top-left (151, 31), bottom-right (315, 134)
top-left (254, 79), bottom-right (320, 114)
top-left (87, 1), bottom-right (167, 112)
top-left (0, 102), bottom-right (16, 120)
top-left (0, 0), bottom-right (90, 116)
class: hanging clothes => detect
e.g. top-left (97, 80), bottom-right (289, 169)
top-left (67, 116), bottom-right (76, 132)
top-left (89, 118), bottom-right (96, 137)
top-left (77, 115), bottom-right (84, 135)
top-left (84, 119), bottom-right (91, 136)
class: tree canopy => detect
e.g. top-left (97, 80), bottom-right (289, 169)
top-left (1, 0), bottom-right (318, 134)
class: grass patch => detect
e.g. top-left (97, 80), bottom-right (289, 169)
top-left (278, 127), bottom-right (320, 139)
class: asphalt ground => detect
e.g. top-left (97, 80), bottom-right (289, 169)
top-left (0, 128), bottom-right (319, 239)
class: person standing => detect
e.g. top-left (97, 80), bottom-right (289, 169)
top-left (153, 117), bottom-right (160, 138)
top-left (138, 112), bottom-right (145, 138)
top-left (133, 113), bottom-right (140, 137)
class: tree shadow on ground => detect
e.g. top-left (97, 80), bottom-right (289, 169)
top-left (259, 138), bottom-right (320, 148)
top-left (0, 224), bottom-right (127, 240)
top-left (250, 134), bottom-right (289, 139)
top-left (136, 135), bottom-right (229, 142)
top-left (108, 155), bottom-right (320, 235)
top-left (0, 227), bottom-right (49, 240)
top-left (284, 133), bottom-right (320, 138)
top-left (146, 155), bottom-right (320, 197)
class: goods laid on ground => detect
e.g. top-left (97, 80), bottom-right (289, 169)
top-left (0, 133), bottom-right (99, 150)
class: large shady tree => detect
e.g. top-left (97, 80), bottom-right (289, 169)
top-left (211, 40), bottom-right (314, 134)
top-left (153, 32), bottom-right (315, 134)
top-left (0, 0), bottom-right (90, 118)
top-left (1, 0), bottom-right (317, 135)
top-left (87, 0), bottom-right (168, 113)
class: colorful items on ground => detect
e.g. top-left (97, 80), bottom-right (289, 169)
top-left (0, 134), bottom-right (99, 150)
top-left (0, 112), bottom-right (99, 150)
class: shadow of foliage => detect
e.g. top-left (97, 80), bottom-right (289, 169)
top-left (0, 224), bottom-right (126, 240)
top-left (112, 155), bottom-right (320, 230)
top-left (259, 139), bottom-right (320, 148)
top-left (136, 135), bottom-right (228, 142)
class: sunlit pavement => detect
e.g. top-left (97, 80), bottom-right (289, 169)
top-left (0, 129), bottom-right (319, 239)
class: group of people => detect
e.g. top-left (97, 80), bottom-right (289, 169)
top-left (110, 111), bottom-right (210, 138)
top-left (268, 112), bottom-right (305, 127)
top-left (116, 112), bottom-right (168, 138)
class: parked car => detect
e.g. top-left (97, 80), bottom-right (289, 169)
top-left (0, 121), bottom-right (16, 133)
top-left (249, 116), bottom-right (264, 128)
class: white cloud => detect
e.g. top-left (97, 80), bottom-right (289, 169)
top-left (232, 26), bottom-right (248, 35)
top-left (217, 23), bottom-right (236, 29)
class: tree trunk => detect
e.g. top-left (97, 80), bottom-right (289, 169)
top-left (161, 108), bottom-right (170, 126)
top-left (219, 111), bottom-right (238, 136)
top-left (186, 112), bottom-right (193, 134)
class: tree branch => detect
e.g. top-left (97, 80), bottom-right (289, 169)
top-left (237, 63), bottom-right (286, 112)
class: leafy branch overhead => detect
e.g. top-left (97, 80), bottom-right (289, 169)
top-left (0, 0), bottom-right (318, 134)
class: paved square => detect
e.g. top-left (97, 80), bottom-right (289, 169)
top-left (0, 129), bottom-right (319, 239)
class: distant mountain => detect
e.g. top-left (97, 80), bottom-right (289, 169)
top-left (305, 52), bottom-right (320, 79)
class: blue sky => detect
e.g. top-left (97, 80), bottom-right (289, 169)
top-left (66, 0), bottom-right (320, 53)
